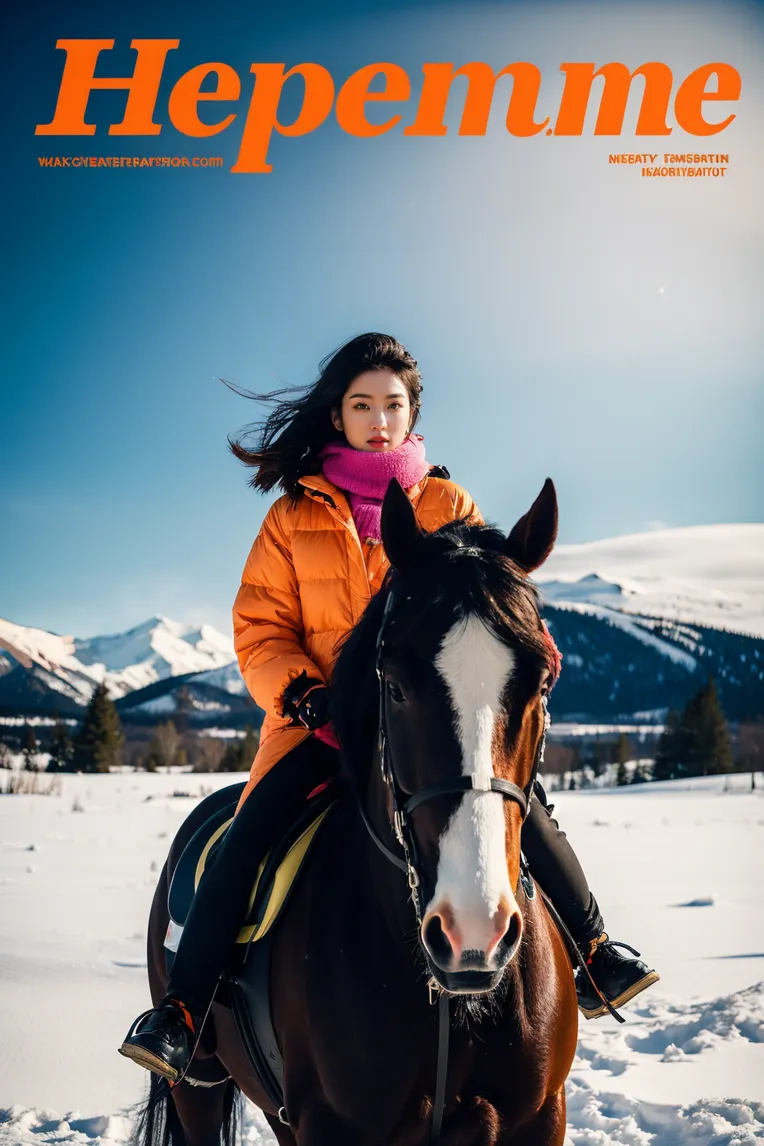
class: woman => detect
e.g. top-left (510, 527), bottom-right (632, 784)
top-left (120, 332), bottom-right (657, 1082)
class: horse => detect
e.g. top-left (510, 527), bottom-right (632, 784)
top-left (133, 476), bottom-right (578, 1146)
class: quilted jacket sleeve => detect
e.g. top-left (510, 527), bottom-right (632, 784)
top-left (232, 499), bottom-right (327, 720)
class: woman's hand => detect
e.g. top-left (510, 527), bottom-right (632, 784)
top-left (284, 675), bottom-right (339, 748)
top-left (295, 686), bottom-right (331, 731)
top-left (282, 672), bottom-right (332, 730)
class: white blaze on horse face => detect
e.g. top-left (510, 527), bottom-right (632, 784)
top-left (429, 614), bottom-right (516, 959)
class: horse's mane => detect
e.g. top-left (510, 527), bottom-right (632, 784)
top-left (331, 518), bottom-right (550, 784)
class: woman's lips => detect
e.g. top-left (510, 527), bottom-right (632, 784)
top-left (367, 438), bottom-right (389, 446)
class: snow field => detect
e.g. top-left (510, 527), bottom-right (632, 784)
top-left (0, 772), bottom-right (762, 1144)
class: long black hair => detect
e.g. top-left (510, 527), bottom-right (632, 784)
top-left (227, 333), bottom-right (423, 500)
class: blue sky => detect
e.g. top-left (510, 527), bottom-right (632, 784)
top-left (3, 0), bottom-right (763, 638)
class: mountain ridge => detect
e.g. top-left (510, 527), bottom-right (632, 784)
top-left (2, 523), bottom-right (761, 724)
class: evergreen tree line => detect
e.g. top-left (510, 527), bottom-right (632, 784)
top-left (0, 673), bottom-right (753, 784)
top-left (653, 676), bottom-right (733, 781)
top-left (545, 729), bottom-right (651, 789)
top-left (546, 731), bottom-right (651, 790)
top-left (613, 733), bottom-right (651, 787)
top-left (543, 675), bottom-right (741, 788)
top-left (133, 720), bottom-right (259, 773)
top-left (1, 683), bottom-right (260, 774)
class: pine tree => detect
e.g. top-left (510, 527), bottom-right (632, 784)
top-left (589, 735), bottom-right (605, 784)
top-left (702, 677), bottom-right (733, 775)
top-left (72, 683), bottom-right (124, 773)
top-left (680, 689), bottom-right (705, 777)
top-left (22, 724), bottom-right (38, 771)
top-left (681, 677), bottom-right (733, 777)
top-left (653, 709), bottom-right (684, 782)
top-left (615, 759), bottom-right (629, 786)
top-left (48, 720), bottom-right (74, 773)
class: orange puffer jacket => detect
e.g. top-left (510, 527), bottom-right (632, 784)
top-left (232, 469), bottom-right (483, 804)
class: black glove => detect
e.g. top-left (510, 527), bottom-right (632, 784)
top-left (295, 686), bottom-right (331, 730)
top-left (282, 673), bottom-right (331, 730)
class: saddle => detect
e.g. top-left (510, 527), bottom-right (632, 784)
top-left (164, 781), bottom-right (336, 1111)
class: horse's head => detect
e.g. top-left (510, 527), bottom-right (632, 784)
top-left (333, 478), bottom-right (560, 995)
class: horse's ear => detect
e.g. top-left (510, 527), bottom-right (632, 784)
top-left (504, 478), bottom-right (558, 573)
top-left (382, 478), bottom-right (426, 573)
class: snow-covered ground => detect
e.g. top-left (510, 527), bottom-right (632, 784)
top-left (1, 771), bottom-right (762, 1145)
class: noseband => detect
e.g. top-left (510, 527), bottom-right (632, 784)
top-left (358, 586), bottom-right (550, 926)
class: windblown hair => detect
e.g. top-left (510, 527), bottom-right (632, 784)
top-left (331, 518), bottom-right (551, 784)
top-left (226, 333), bottom-right (423, 500)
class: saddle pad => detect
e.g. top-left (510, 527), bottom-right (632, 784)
top-left (166, 793), bottom-right (335, 950)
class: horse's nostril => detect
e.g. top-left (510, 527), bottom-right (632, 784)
top-left (423, 915), bottom-right (453, 966)
top-left (505, 910), bottom-right (522, 953)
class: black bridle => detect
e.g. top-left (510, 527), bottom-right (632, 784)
top-left (358, 586), bottom-right (549, 928)
top-left (355, 584), bottom-right (550, 1144)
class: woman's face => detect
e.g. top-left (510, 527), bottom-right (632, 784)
top-left (332, 369), bottom-right (412, 452)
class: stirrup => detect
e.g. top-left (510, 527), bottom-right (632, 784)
top-left (579, 969), bottom-right (661, 1020)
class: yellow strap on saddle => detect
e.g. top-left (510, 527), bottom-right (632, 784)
top-left (192, 805), bottom-right (334, 946)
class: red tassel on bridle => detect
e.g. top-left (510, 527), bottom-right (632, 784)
top-left (541, 621), bottom-right (562, 688)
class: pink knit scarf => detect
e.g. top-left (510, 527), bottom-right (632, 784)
top-left (318, 434), bottom-right (430, 541)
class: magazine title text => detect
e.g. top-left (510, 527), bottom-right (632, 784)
top-left (36, 40), bottom-right (742, 173)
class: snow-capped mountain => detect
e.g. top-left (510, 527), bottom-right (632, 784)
top-left (537, 523), bottom-right (764, 638)
top-left (533, 524), bottom-right (764, 722)
top-left (0, 615), bottom-right (238, 713)
top-left (1, 523), bottom-right (762, 724)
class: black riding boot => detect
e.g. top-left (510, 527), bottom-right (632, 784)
top-left (523, 783), bottom-right (658, 1018)
top-left (119, 737), bottom-right (339, 1080)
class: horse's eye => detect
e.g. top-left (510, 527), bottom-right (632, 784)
top-left (386, 680), bottom-right (405, 704)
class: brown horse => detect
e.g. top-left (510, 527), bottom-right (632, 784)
top-left (134, 477), bottom-right (578, 1146)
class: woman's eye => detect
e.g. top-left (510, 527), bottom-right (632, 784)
top-left (354, 402), bottom-right (369, 410)
top-left (389, 402), bottom-right (402, 410)
top-left (540, 674), bottom-right (552, 695)
top-left (386, 680), bottom-right (405, 703)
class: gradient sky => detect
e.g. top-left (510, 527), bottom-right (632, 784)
top-left (3, 0), bottom-right (763, 638)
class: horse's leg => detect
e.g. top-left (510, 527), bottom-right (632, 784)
top-left (500, 1090), bottom-right (566, 1146)
top-left (169, 1079), bottom-right (240, 1146)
